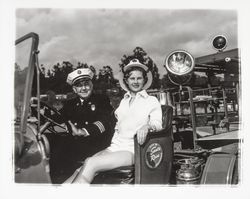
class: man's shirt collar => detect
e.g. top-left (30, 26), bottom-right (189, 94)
top-left (80, 98), bottom-right (84, 104)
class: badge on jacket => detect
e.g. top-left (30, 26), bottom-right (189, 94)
top-left (91, 104), bottom-right (96, 111)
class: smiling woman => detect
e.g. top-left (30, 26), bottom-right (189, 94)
top-left (125, 69), bottom-right (146, 96)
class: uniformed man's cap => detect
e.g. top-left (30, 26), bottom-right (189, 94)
top-left (67, 68), bottom-right (94, 85)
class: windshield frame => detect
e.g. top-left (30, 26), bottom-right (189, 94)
top-left (15, 32), bottom-right (39, 134)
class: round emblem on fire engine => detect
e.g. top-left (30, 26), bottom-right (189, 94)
top-left (145, 143), bottom-right (163, 169)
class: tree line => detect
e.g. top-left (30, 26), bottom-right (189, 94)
top-left (15, 46), bottom-right (225, 96)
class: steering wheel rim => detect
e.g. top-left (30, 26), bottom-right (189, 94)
top-left (31, 100), bottom-right (71, 134)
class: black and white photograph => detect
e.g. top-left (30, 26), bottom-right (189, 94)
top-left (1, 0), bottom-right (250, 198)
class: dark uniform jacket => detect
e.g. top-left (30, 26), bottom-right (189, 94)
top-left (47, 93), bottom-right (116, 180)
top-left (61, 93), bottom-right (115, 138)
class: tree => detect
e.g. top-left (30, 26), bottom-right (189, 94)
top-left (76, 62), bottom-right (97, 80)
top-left (43, 62), bottom-right (73, 94)
top-left (119, 47), bottom-right (160, 89)
top-left (95, 65), bottom-right (118, 92)
top-left (98, 66), bottom-right (114, 83)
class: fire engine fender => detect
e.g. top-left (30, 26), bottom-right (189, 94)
top-left (200, 153), bottom-right (237, 184)
top-left (15, 123), bottom-right (51, 183)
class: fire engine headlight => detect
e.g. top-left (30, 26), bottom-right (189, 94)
top-left (165, 50), bottom-right (194, 76)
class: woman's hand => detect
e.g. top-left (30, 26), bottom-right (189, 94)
top-left (68, 121), bottom-right (88, 137)
top-left (136, 124), bottom-right (150, 145)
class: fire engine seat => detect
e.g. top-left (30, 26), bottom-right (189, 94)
top-left (92, 105), bottom-right (174, 184)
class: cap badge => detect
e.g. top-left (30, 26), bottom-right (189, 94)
top-left (77, 70), bottom-right (81, 74)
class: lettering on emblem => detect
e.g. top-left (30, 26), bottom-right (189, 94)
top-left (145, 143), bottom-right (163, 169)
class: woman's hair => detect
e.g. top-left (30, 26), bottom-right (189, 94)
top-left (123, 66), bottom-right (148, 88)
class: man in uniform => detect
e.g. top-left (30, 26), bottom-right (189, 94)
top-left (47, 67), bottom-right (115, 183)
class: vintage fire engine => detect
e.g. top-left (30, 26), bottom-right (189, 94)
top-left (14, 33), bottom-right (241, 185)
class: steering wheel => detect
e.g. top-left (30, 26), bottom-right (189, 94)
top-left (31, 100), bottom-right (71, 134)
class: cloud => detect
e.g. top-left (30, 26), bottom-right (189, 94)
top-left (39, 35), bottom-right (69, 62)
top-left (16, 9), bottom-right (238, 77)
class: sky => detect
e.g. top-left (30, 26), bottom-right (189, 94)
top-left (2, 1), bottom-right (250, 198)
top-left (15, 8), bottom-right (238, 78)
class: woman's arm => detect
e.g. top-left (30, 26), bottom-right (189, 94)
top-left (148, 97), bottom-right (163, 132)
top-left (136, 97), bottom-right (162, 145)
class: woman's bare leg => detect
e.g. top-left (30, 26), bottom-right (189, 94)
top-left (63, 169), bottom-right (80, 183)
top-left (63, 149), bottom-right (110, 183)
top-left (72, 151), bottom-right (134, 184)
